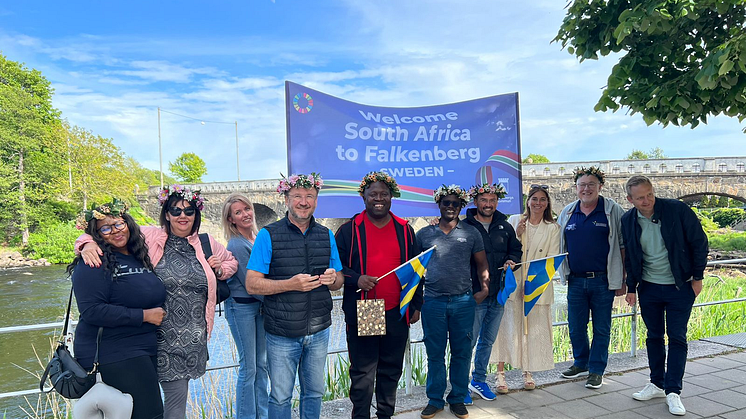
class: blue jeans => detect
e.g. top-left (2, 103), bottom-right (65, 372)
top-left (638, 281), bottom-right (695, 395)
top-left (421, 292), bottom-right (476, 408)
top-left (470, 297), bottom-right (504, 383)
top-left (225, 299), bottom-right (269, 419)
top-left (567, 274), bottom-right (615, 375)
top-left (266, 327), bottom-right (329, 419)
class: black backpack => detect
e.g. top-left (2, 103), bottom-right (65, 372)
top-left (198, 233), bottom-right (231, 315)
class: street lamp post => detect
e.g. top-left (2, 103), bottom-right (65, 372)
top-left (157, 107), bottom-right (241, 184)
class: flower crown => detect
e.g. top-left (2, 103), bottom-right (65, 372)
top-left (277, 172), bottom-right (323, 195)
top-left (433, 184), bottom-right (468, 206)
top-left (468, 183), bottom-right (507, 200)
top-left (75, 198), bottom-right (129, 230)
top-left (358, 171), bottom-right (401, 197)
top-left (158, 184), bottom-right (205, 211)
top-left (572, 166), bottom-right (606, 184)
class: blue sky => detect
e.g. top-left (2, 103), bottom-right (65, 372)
top-left (1, 1), bottom-right (744, 183)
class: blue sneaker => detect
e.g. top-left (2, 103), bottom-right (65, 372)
top-left (469, 379), bottom-right (497, 401)
top-left (464, 392), bottom-right (473, 405)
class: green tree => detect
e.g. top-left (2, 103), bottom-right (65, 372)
top-left (627, 149), bottom-right (649, 160)
top-left (554, 1), bottom-right (746, 131)
top-left (522, 153), bottom-right (550, 164)
top-left (169, 152), bottom-right (207, 183)
top-left (0, 56), bottom-right (64, 244)
top-left (67, 123), bottom-right (138, 209)
top-left (649, 147), bottom-right (666, 159)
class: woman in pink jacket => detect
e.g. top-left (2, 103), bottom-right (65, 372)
top-left (78, 185), bottom-right (237, 419)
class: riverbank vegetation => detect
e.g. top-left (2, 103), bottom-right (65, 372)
top-left (1, 54), bottom-right (172, 262)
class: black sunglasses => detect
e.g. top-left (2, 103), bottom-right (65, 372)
top-left (440, 200), bottom-right (462, 208)
top-left (168, 206), bottom-right (196, 217)
top-left (530, 184), bottom-right (549, 190)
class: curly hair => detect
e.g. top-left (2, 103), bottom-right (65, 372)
top-left (66, 213), bottom-right (153, 278)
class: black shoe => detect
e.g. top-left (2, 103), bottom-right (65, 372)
top-left (449, 403), bottom-right (469, 419)
top-left (420, 404), bottom-right (443, 419)
top-left (560, 365), bottom-right (589, 379)
top-left (585, 373), bottom-right (603, 389)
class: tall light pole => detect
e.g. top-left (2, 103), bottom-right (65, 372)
top-left (158, 108), bottom-right (241, 183)
top-left (235, 121), bottom-right (240, 181)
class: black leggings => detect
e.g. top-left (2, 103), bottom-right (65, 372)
top-left (98, 355), bottom-right (164, 419)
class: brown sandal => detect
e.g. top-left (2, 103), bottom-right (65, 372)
top-left (496, 371), bottom-right (509, 394)
top-left (523, 371), bottom-right (536, 390)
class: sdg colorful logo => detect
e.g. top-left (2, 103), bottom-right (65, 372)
top-left (293, 92), bottom-right (314, 114)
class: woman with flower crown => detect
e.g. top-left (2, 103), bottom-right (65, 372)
top-left (68, 199), bottom-right (166, 419)
top-left (490, 184), bottom-right (560, 391)
top-left (76, 185), bottom-right (238, 419)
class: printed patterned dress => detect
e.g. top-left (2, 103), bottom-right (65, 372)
top-left (155, 234), bottom-right (209, 382)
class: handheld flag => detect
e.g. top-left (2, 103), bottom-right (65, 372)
top-left (497, 267), bottom-right (517, 305)
top-left (394, 246), bottom-right (435, 318)
top-left (524, 254), bottom-right (566, 316)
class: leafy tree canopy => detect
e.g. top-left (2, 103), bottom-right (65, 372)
top-left (522, 153), bottom-right (551, 164)
top-left (626, 147), bottom-right (666, 159)
top-left (554, 1), bottom-right (746, 131)
top-left (169, 152), bottom-right (207, 183)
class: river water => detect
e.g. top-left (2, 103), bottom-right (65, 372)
top-left (0, 265), bottom-right (568, 417)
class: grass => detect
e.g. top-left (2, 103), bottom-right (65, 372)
top-left (708, 231), bottom-right (746, 251)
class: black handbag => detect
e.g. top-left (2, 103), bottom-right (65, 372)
top-left (39, 286), bottom-right (103, 399)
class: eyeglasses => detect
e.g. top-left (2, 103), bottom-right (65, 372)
top-left (168, 206), bottom-right (196, 217)
top-left (99, 221), bottom-right (126, 235)
top-left (577, 182), bottom-right (599, 189)
top-left (440, 200), bottom-right (461, 208)
top-left (530, 184), bottom-right (549, 190)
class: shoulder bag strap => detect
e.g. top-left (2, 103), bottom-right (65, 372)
top-left (90, 327), bottom-right (104, 373)
top-left (61, 285), bottom-right (74, 340)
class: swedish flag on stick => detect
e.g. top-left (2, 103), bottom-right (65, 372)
top-left (523, 254), bottom-right (567, 316)
top-left (374, 246), bottom-right (435, 318)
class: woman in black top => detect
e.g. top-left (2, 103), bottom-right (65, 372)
top-left (68, 200), bottom-right (166, 419)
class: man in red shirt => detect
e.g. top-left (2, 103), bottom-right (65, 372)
top-left (336, 172), bottom-right (422, 419)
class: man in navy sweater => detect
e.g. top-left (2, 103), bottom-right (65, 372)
top-left (621, 175), bottom-right (708, 416)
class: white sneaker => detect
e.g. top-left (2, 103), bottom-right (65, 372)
top-left (666, 393), bottom-right (686, 416)
top-left (632, 383), bottom-right (666, 401)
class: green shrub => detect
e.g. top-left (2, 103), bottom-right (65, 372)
top-left (26, 220), bottom-right (80, 264)
top-left (708, 231), bottom-right (746, 252)
top-left (691, 208), bottom-right (719, 233)
top-left (710, 208), bottom-right (745, 228)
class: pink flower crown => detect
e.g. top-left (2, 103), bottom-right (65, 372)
top-left (468, 183), bottom-right (507, 200)
top-left (158, 184), bottom-right (205, 211)
top-left (358, 171), bottom-right (401, 197)
top-left (277, 172), bottom-right (323, 194)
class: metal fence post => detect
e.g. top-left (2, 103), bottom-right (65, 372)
top-left (630, 302), bottom-right (638, 357)
top-left (405, 331), bottom-right (413, 395)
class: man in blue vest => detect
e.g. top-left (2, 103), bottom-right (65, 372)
top-left (621, 175), bottom-right (707, 416)
top-left (247, 173), bottom-right (344, 419)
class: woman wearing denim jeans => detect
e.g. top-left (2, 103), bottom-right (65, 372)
top-left (222, 193), bottom-right (269, 419)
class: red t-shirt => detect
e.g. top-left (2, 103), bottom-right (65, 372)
top-left (364, 215), bottom-right (402, 310)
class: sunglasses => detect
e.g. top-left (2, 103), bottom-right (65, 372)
top-left (440, 200), bottom-right (462, 208)
top-left (530, 184), bottom-right (549, 190)
top-left (168, 206), bottom-right (196, 217)
top-left (99, 221), bottom-right (126, 235)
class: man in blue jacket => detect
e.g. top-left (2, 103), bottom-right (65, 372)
top-left (621, 175), bottom-right (708, 416)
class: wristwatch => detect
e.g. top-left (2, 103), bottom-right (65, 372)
top-left (216, 268), bottom-right (223, 277)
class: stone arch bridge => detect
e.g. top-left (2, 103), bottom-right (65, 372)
top-left (139, 158), bottom-right (745, 240)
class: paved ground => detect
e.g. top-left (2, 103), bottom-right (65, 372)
top-left (319, 335), bottom-right (746, 419)
top-left (391, 350), bottom-right (746, 419)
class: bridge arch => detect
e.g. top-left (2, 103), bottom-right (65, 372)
top-left (679, 192), bottom-right (746, 206)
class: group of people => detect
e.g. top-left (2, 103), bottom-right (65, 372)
top-left (66, 165), bottom-right (707, 419)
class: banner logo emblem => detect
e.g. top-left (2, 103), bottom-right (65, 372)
top-left (293, 92), bottom-right (314, 114)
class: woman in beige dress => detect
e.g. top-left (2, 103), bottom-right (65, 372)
top-left (490, 184), bottom-right (560, 391)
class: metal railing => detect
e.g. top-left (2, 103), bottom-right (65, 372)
top-left (2, 258), bottom-right (745, 401)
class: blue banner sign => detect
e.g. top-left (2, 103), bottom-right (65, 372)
top-left (285, 81), bottom-right (522, 218)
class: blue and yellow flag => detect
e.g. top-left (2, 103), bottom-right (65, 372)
top-left (497, 268), bottom-right (517, 306)
top-left (524, 254), bottom-right (566, 316)
top-left (397, 246), bottom-right (435, 318)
